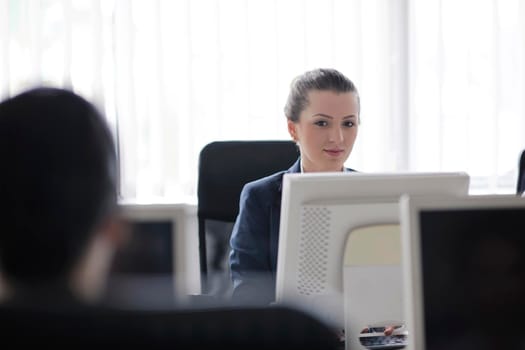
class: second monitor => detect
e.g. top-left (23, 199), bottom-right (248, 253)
top-left (105, 203), bottom-right (198, 308)
top-left (275, 171), bottom-right (470, 338)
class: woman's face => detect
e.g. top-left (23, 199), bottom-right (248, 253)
top-left (288, 90), bottom-right (359, 172)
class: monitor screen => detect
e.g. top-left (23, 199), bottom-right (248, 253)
top-left (104, 203), bottom-right (196, 308)
top-left (276, 171), bottom-right (470, 335)
top-left (111, 221), bottom-right (174, 275)
top-left (401, 195), bottom-right (525, 350)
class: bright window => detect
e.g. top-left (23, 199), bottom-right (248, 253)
top-left (1, 0), bottom-right (524, 201)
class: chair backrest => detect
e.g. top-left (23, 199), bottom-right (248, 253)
top-left (0, 304), bottom-right (341, 349)
top-left (197, 140), bottom-right (299, 295)
top-left (518, 149), bottom-right (525, 195)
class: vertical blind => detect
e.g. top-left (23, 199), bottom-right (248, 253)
top-left (1, 0), bottom-right (524, 201)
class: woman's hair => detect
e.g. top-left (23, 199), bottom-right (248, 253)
top-left (284, 68), bottom-right (359, 122)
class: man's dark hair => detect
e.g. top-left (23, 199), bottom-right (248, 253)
top-left (0, 87), bottom-right (118, 287)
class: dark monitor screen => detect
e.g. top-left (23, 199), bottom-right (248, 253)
top-left (419, 208), bottom-right (525, 350)
top-left (105, 220), bottom-right (175, 308)
top-left (111, 221), bottom-right (173, 274)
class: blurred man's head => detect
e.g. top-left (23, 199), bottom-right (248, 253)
top-left (0, 87), bottom-right (120, 297)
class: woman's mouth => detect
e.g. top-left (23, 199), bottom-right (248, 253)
top-left (324, 149), bottom-right (344, 157)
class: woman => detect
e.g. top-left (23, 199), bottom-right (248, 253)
top-left (229, 68), bottom-right (360, 304)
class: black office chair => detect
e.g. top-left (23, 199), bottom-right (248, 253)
top-left (197, 140), bottom-right (299, 296)
top-left (518, 149), bottom-right (525, 195)
top-left (0, 304), bottom-right (341, 349)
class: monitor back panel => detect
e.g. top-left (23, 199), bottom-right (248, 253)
top-left (276, 172), bottom-right (470, 331)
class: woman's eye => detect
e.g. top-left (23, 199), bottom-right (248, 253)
top-left (343, 120), bottom-right (355, 127)
top-left (314, 120), bottom-right (328, 127)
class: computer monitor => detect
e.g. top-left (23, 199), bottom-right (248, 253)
top-left (275, 172), bottom-right (470, 334)
top-left (400, 194), bottom-right (525, 350)
top-left (104, 203), bottom-right (199, 308)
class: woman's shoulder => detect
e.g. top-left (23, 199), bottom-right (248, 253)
top-left (243, 158), bottom-right (301, 193)
top-left (243, 170), bottom-right (287, 194)
top-left (237, 171), bottom-right (287, 210)
top-left (240, 158), bottom-right (300, 199)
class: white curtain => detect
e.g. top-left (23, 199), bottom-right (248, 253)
top-left (409, 0), bottom-right (525, 193)
top-left (1, 0), bottom-right (524, 201)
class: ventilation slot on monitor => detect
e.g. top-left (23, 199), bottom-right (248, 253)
top-left (296, 206), bottom-right (331, 296)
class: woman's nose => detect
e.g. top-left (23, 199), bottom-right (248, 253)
top-left (329, 126), bottom-right (344, 142)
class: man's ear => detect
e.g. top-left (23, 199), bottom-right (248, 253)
top-left (98, 214), bottom-right (129, 248)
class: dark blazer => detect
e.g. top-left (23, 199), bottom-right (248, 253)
top-left (229, 158), bottom-right (354, 304)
